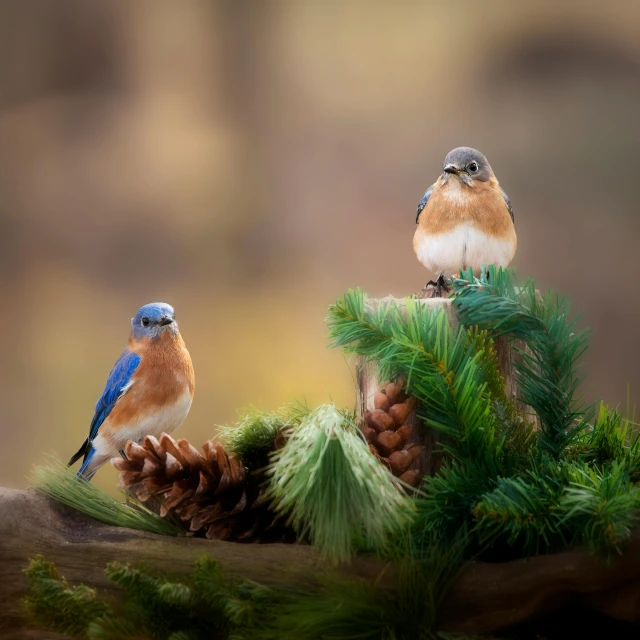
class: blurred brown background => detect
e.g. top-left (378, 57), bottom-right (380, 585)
top-left (0, 0), bottom-right (639, 493)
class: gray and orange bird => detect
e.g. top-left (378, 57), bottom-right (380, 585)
top-left (413, 147), bottom-right (516, 296)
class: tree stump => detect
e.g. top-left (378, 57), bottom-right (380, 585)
top-left (355, 296), bottom-right (533, 479)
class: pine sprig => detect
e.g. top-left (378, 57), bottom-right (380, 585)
top-left (560, 461), bottom-right (640, 557)
top-left (265, 403), bottom-right (413, 563)
top-left (472, 466), bottom-right (569, 555)
top-left (30, 456), bottom-right (182, 537)
top-left (466, 327), bottom-right (536, 463)
top-left (217, 402), bottom-right (311, 470)
top-left (24, 555), bottom-right (279, 640)
top-left (452, 267), bottom-right (595, 458)
top-left (22, 555), bottom-right (110, 638)
top-left (328, 290), bottom-right (502, 466)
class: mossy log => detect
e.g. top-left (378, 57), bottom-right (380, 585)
top-left (3, 487), bottom-right (640, 638)
top-left (356, 296), bottom-right (535, 477)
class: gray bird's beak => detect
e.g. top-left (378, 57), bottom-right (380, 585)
top-left (159, 317), bottom-right (174, 326)
top-left (443, 163), bottom-right (461, 175)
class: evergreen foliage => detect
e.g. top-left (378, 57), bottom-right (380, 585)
top-left (25, 538), bottom-right (465, 640)
top-left (262, 537), bottom-right (463, 640)
top-left (266, 403), bottom-right (414, 563)
top-left (326, 268), bottom-right (640, 559)
top-left (23, 556), bottom-right (110, 638)
top-left (24, 555), bottom-right (278, 640)
top-left (451, 267), bottom-right (594, 458)
top-left (31, 457), bottom-right (182, 537)
top-left (217, 402), bottom-right (310, 469)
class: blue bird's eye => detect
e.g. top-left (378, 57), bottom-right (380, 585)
top-left (469, 162), bottom-right (478, 173)
top-left (141, 317), bottom-right (150, 327)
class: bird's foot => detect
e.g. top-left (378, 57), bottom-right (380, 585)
top-left (429, 275), bottom-right (450, 298)
top-left (419, 275), bottom-right (450, 299)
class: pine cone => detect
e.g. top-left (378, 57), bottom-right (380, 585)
top-left (113, 433), bottom-right (295, 543)
top-left (362, 381), bottom-right (423, 487)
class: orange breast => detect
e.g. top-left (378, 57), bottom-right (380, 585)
top-left (107, 330), bottom-right (195, 427)
top-left (418, 177), bottom-right (515, 241)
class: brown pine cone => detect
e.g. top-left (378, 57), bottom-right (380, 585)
top-left (113, 432), bottom-right (295, 543)
top-left (362, 380), bottom-right (423, 487)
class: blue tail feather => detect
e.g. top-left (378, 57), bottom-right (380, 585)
top-left (77, 448), bottom-right (96, 478)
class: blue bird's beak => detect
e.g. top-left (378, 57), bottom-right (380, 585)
top-left (159, 317), bottom-right (174, 326)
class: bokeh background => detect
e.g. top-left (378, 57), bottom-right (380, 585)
top-left (1, 0), bottom-right (639, 493)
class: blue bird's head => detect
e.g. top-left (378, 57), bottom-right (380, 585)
top-left (131, 302), bottom-right (177, 340)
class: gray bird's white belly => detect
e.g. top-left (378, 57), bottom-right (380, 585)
top-left (414, 223), bottom-right (516, 276)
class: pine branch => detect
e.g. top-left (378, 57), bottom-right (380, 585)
top-left (258, 533), bottom-right (466, 640)
top-left (452, 266), bottom-right (595, 458)
top-left (471, 462), bottom-right (570, 555)
top-left (22, 555), bottom-right (110, 638)
top-left (560, 460), bottom-right (640, 557)
top-left (216, 411), bottom-right (285, 470)
top-left (217, 402), bottom-right (311, 470)
top-left (466, 327), bottom-right (537, 465)
top-left (265, 403), bottom-right (413, 563)
top-left (416, 460), bottom-right (495, 541)
top-left (25, 554), bottom-right (281, 640)
top-left (327, 289), bottom-right (502, 466)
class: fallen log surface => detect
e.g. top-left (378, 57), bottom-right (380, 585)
top-left (2, 487), bottom-right (640, 638)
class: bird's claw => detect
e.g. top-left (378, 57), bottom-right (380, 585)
top-left (422, 275), bottom-right (450, 298)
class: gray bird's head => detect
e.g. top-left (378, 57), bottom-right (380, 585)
top-left (131, 302), bottom-right (177, 340)
top-left (442, 147), bottom-right (494, 185)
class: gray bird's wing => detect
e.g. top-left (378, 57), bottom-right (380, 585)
top-left (416, 184), bottom-right (434, 223)
top-left (501, 188), bottom-right (514, 223)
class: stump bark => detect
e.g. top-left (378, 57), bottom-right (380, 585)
top-left (355, 296), bottom-right (533, 478)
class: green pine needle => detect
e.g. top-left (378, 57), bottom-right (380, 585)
top-left (30, 456), bottom-right (182, 537)
top-left (262, 533), bottom-right (466, 640)
top-left (217, 402), bottom-right (311, 469)
top-left (24, 554), bottom-right (280, 639)
top-left (266, 403), bottom-right (414, 563)
top-left (452, 266), bottom-right (595, 458)
top-left (23, 555), bottom-right (110, 638)
top-left (560, 460), bottom-right (640, 557)
top-left (328, 272), bottom-right (639, 560)
top-left (217, 410), bottom-right (286, 468)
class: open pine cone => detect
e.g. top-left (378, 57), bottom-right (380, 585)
top-left (113, 433), bottom-right (294, 543)
top-left (362, 381), bottom-right (423, 487)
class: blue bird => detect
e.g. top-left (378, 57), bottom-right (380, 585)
top-left (68, 303), bottom-right (195, 480)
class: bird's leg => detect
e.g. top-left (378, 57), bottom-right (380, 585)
top-left (420, 275), bottom-right (451, 299)
top-left (427, 274), bottom-right (450, 298)
top-left (119, 449), bottom-right (128, 460)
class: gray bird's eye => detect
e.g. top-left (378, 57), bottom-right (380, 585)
top-left (468, 161), bottom-right (478, 173)
top-left (141, 317), bottom-right (150, 327)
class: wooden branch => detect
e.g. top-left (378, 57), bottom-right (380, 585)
top-left (4, 488), bottom-right (640, 638)
top-left (0, 488), bottom-right (386, 639)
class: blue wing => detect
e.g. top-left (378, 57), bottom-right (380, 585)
top-left (88, 349), bottom-right (141, 443)
top-left (416, 185), bottom-right (433, 223)
top-left (501, 188), bottom-right (514, 223)
top-left (69, 349), bottom-right (141, 469)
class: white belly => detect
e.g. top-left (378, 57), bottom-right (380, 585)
top-left (414, 223), bottom-right (516, 276)
top-left (93, 388), bottom-right (193, 456)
